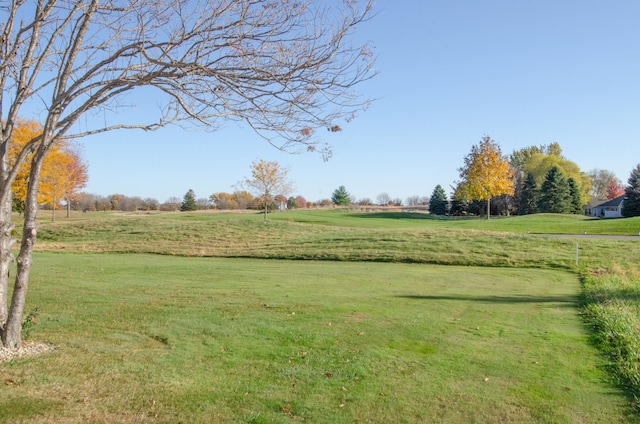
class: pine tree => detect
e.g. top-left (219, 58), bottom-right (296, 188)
top-left (622, 164), bottom-right (640, 217)
top-left (180, 189), bottom-right (198, 211)
top-left (429, 184), bottom-right (448, 215)
top-left (538, 167), bottom-right (570, 213)
top-left (567, 178), bottom-right (583, 214)
top-left (519, 172), bottom-right (539, 215)
top-left (331, 186), bottom-right (351, 206)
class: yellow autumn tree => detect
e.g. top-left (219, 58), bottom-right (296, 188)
top-left (8, 119), bottom-right (41, 213)
top-left (9, 120), bottom-right (88, 218)
top-left (244, 160), bottom-right (294, 220)
top-left (457, 136), bottom-right (514, 219)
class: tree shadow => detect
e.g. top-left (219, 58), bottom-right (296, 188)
top-left (352, 212), bottom-right (445, 221)
top-left (396, 294), bottom-right (578, 307)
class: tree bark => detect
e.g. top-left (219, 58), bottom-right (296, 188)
top-left (0, 195), bottom-right (15, 333)
top-left (487, 198), bottom-right (491, 220)
top-left (1, 148), bottom-right (46, 348)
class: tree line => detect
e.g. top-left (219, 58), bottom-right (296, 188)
top-left (20, 132), bottom-right (636, 221)
top-left (432, 136), bottom-right (638, 218)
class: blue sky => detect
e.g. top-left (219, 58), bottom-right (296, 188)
top-left (81, 1), bottom-right (640, 203)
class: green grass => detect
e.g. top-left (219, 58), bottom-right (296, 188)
top-left (2, 253), bottom-right (636, 423)
top-left (3, 209), bottom-right (640, 422)
top-left (33, 211), bottom-right (640, 270)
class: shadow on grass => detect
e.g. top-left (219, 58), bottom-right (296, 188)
top-left (352, 212), bottom-right (456, 221)
top-left (397, 294), bottom-right (578, 306)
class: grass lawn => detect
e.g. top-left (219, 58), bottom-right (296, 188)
top-left (2, 253), bottom-right (636, 423)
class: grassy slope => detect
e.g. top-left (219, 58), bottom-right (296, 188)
top-left (2, 254), bottom-right (634, 423)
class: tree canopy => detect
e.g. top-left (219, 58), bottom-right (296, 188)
top-left (521, 153), bottom-right (591, 205)
top-left (457, 136), bottom-right (514, 219)
top-left (588, 169), bottom-right (622, 200)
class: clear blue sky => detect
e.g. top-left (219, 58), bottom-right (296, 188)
top-left (81, 1), bottom-right (640, 203)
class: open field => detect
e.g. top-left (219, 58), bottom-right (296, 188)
top-left (2, 254), bottom-right (636, 423)
top-left (2, 210), bottom-right (640, 422)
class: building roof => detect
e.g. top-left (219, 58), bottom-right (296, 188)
top-left (594, 195), bottom-right (625, 208)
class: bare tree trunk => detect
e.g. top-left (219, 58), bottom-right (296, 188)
top-left (487, 198), bottom-right (491, 220)
top-left (2, 149), bottom-right (45, 348)
top-left (0, 194), bottom-right (15, 333)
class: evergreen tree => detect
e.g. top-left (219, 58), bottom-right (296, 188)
top-left (519, 172), bottom-right (539, 215)
top-left (622, 164), bottom-right (640, 217)
top-left (331, 185), bottom-right (351, 206)
top-left (538, 167), bottom-right (570, 213)
top-left (567, 178), bottom-right (583, 214)
top-left (180, 189), bottom-right (198, 211)
top-left (429, 185), bottom-right (448, 215)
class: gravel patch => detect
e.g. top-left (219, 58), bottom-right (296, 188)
top-left (0, 341), bottom-right (56, 363)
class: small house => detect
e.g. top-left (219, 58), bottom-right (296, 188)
top-left (591, 195), bottom-right (625, 218)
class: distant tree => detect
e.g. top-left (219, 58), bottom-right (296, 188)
top-left (161, 197), bottom-right (181, 212)
top-left (331, 186), bottom-right (351, 206)
top-left (587, 169), bottom-right (621, 200)
top-left (450, 184), bottom-right (469, 216)
top-left (196, 198), bottom-right (211, 210)
top-left (538, 167), bottom-right (570, 213)
top-left (567, 178), bottom-right (583, 214)
top-left (457, 136), bottom-right (514, 219)
top-left (318, 199), bottom-right (333, 207)
top-left (210, 192), bottom-right (236, 210)
top-left (392, 198), bottom-right (403, 206)
top-left (405, 196), bottom-right (420, 207)
top-left (62, 149), bottom-right (89, 217)
top-left (376, 193), bottom-right (391, 206)
top-left (244, 160), bottom-right (293, 220)
top-left (109, 194), bottom-right (124, 211)
top-left (234, 191), bottom-right (254, 210)
top-left (180, 190), bottom-right (198, 211)
top-left (294, 195), bottom-right (308, 209)
top-left (95, 196), bottom-right (112, 212)
top-left (356, 198), bottom-right (372, 206)
top-left (622, 164), bottom-right (640, 217)
top-left (287, 197), bottom-right (297, 209)
top-left (519, 172), bottom-right (539, 215)
top-left (142, 198), bottom-right (159, 211)
top-left (429, 185), bottom-right (448, 215)
top-left (511, 144), bottom-right (555, 214)
top-left (522, 153), bottom-right (591, 205)
top-left (606, 179), bottom-right (625, 200)
top-left (119, 196), bottom-right (144, 212)
top-left (74, 192), bottom-right (96, 212)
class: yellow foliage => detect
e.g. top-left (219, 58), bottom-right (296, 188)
top-left (523, 152), bottom-right (592, 204)
top-left (9, 120), bottom-right (87, 210)
top-left (458, 136), bottom-right (514, 202)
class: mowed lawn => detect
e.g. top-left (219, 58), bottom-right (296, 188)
top-left (1, 253), bottom-right (635, 423)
